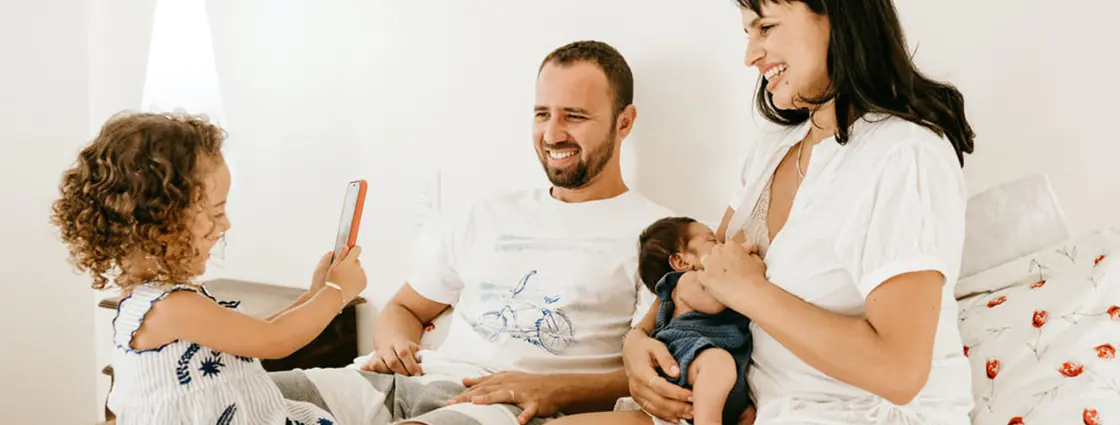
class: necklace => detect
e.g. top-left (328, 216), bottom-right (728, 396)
top-left (795, 140), bottom-right (807, 179)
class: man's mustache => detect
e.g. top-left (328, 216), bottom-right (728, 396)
top-left (541, 142), bottom-right (580, 151)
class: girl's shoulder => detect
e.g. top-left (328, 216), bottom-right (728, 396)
top-left (119, 282), bottom-right (214, 308)
top-left (113, 282), bottom-right (218, 352)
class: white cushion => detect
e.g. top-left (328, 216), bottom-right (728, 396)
top-left (957, 226), bottom-right (1120, 425)
top-left (957, 174), bottom-right (1070, 298)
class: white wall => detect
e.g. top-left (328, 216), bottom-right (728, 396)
top-left (3, 1), bottom-right (1117, 422)
top-left (895, 0), bottom-right (1120, 237)
top-left (196, 0), bottom-right (1120, 308)
top-left (0, 0), bottom-right (97, 422)
top-left (195, 0), bottom-right (755, 352)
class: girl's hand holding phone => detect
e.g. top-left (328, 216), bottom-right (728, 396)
top-left (327, 245), bottom-right (367, 303)
top-left (309, 251), bottom-right (333, 293)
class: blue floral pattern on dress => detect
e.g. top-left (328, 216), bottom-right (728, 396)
top-left (216, 404), bottom-right (236, 425)
top-left (199, 351), bottom-right (225, 378)
top-left (177, 343), bottom-right (201, 385)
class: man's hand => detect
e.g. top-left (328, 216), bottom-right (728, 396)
top-left (447, 372), bottom-right (559, 425)
top-left (359, 340), bottom-right (423, 376)
top-left (623, 331), bottom-right (694, 422)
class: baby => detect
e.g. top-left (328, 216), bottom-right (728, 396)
top-left (637, 217), bottom-right (753, 425)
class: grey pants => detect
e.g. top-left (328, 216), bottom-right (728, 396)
top-left (270, 369), bottom-right (553, 425)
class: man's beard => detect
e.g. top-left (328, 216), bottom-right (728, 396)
top-left (538, 127), bottom-right (615, 189)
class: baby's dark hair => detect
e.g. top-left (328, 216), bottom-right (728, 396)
top-left (638, 216), bottom-right (697, 293)
top-left (50, 111), bottom-right (226, 290)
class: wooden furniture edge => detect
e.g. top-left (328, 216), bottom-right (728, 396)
top-left (97, 279), bottom-right (367, 311)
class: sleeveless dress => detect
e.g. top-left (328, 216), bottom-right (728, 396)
top-left (107, 283), bottom-right (336, 425)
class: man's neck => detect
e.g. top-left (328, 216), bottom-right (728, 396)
top-left (549, 174), bottom-right (628, 203)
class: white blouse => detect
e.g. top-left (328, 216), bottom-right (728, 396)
top-left (726, 114), bottom-right (974, 425)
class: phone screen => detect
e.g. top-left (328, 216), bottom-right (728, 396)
top-left (332, 180), bottom-right (366, 261)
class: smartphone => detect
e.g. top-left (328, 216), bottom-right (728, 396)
top-left (332, 179), bottom-right (368, 261)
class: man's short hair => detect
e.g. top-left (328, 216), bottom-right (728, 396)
top-left (539, 40), bottom-right (634, 118)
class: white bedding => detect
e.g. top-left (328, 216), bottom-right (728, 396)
top-left (957, 227), bottom-right (1120, 425)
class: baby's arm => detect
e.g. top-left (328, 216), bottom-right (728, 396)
top-left (677, 272), bottom-right (727, 315)
top-left (687, 348), bottom-right (738, 425)
top-left (139, 288), bottom-right (348, 359)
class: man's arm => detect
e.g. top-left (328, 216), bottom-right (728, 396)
top-left (368, 283), bottom-right (450, 376)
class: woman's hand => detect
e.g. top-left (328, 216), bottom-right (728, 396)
top-left (623, 330), bottom-right (694, 423)
top-left (698, 242), bottom-right (768, 305)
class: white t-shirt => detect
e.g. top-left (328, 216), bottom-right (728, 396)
top-left (408, 188), bottom-right (673, 378)
top-left (726, 114), bottom-right (974, 425)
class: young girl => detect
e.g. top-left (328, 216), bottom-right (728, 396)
top-left (51, 112), bottom-right (366, 425)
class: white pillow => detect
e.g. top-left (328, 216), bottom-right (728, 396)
top-left (957, 174), bottom-right (1070, 298)
top-left (957, 227), bottom-right (1120, 425)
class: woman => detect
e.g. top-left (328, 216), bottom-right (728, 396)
top-left (558, 0), bottom-right (976, 424)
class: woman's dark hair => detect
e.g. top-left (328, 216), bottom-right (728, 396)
top-left (736, 0), bottom-right (975, 166)
top-left (638, 217), bottom-right (697, 293)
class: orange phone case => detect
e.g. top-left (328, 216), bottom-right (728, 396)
top-left (345, 179), bottom-right (368, 250)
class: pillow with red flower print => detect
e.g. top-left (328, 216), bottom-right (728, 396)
top-left (957, 227), bottom-right (1119, 425)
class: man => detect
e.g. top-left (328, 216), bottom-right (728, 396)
top-left (271, 40), bottom-right (674, 425)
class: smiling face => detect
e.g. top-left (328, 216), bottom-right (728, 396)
top-left (533, 61), bottom-right (626, 190)
top-left (742, 1), bottom-right (832, 110)
top-left (185, 157), bottom-right (231, 274)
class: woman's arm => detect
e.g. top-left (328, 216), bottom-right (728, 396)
top-left (700, 242), bottom-right (943, 406)
top-left (734, 270), bottom-right (941, 405)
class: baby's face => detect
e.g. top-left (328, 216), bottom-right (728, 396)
top-left (683, 222), bottom-right (719, 264)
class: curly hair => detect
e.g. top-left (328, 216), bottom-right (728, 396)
top-left (50, 111), bottom-right (226, 290)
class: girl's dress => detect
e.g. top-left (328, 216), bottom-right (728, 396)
top-left (107, 282), bottom-right (337, 425)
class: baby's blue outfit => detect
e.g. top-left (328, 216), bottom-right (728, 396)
top-left (649, 271), bottom-right (753, 424)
